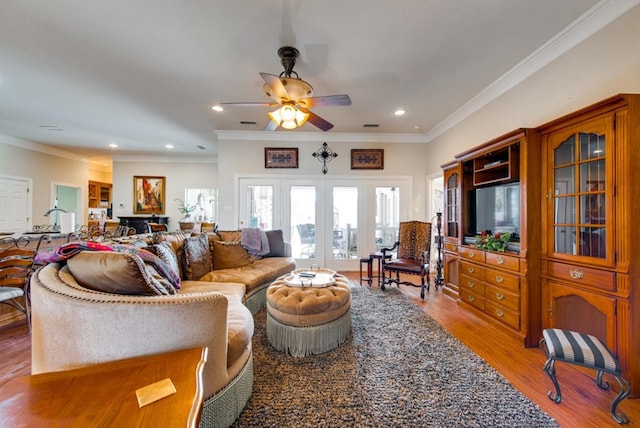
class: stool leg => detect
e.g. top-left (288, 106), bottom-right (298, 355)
top-left (542, 357), bottom-right (562, 403)
top-left (596, 370), bottom-right (610, 390)
top-left (611, 376), bottom-right (630, 424)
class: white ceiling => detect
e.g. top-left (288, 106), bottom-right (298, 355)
top-left (1, 0), bottom-right (634, 166)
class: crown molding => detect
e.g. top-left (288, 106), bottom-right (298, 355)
top-left (111, 154), bottom-right (218, 164)
top-left (424, 0), bottom-right (640, 143)
top-left (214, 130), bottom-right (428, 144)
top-left (0, 133), bottom-right (88, 163)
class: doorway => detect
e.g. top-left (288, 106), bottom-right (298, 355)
top-left (50, 183), bottom-right (82, 228)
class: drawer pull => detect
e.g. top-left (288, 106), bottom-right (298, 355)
top-left (468, 267), bottom-right (475, 273)
top-left (496, 292), bottom-right (504, 300)
top-left (468, 295), bottom-right (475, 302)
top-left (452, 245), bottom-right (457, 251)
top-left (468, 281), bottom-right (475, 288)
top-left (496, 256), bottom-right (505, 265)
top-left (496, 309), bottom-right (505, 317)
top-left (569, 269), bottom-right (584, 280)
top-left (495, 275), bottom-right (504, 283)
top-left (468, 251), bottom-right (475, 258)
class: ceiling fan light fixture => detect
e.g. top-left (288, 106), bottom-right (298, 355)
top-left (268, 105), bottom-right (309, 130)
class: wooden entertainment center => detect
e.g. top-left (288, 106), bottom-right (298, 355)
top-left (442, 94), bottom-right (640, 397)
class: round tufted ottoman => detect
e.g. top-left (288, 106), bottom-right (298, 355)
top-left (266, 270), bottom-right (352, 357)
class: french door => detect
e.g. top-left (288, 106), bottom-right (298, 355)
top-left (239, 176), bottom-right (410, 270)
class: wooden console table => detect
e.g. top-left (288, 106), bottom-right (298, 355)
top-left (0, 347), bottom-right (207, 428)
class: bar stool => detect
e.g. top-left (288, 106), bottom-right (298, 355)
top-left (359, 257), bottom-right (373, 286)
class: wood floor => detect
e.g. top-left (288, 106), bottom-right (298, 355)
top-left (1, 272), bottom-right (638, 427)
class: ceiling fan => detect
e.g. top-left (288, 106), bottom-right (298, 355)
top-left (220, 46), bottom-right (351, 131)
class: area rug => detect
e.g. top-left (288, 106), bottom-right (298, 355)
top-left (232, 285), bottom-right (559, 427)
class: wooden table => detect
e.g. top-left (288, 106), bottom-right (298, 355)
top-left (0, 347), bottom-right (207, 428)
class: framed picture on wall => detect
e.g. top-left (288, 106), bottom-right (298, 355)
top-left (351, 149), bottom-right (384, 170)
top-left (265, 147), bottom-right (299, 168)
top-left (133, 176), bottom-right (166, 214)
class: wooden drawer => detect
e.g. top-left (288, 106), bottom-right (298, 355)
top-left (485, 284), bottom-right (519, 312)
top-left (485, 252), bottom-right (520, 273)
top-left (460, 288), bottom-right (485, 311)
top-left (444, 242), bottom-right (459, 253)
top-left (484, 268), bottom-right (520, 293)
top-left (485, 301), bottom-right (520, 330)
top-left (459, 275), bottom-right (486, 295)
top-left (460, 260), bottom-right (485, 281)
top-left (547, 261), bottom-right (615, 292)
top-left (459, 247), bottom-right (485, 263)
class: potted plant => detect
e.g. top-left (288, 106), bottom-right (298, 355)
top-left (474, 230), bottom-right (513, 252)
top-left (175, 198), bottom-right (197, 231)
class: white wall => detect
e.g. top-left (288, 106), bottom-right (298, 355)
top-left (424, 5), bottom-right (640, 175)
top-left (216, 139), bottom-right (430, 229)
top-left (0, 136), bottom-right (89, 228)
top-left (112, 159), bottom-right (217, 229)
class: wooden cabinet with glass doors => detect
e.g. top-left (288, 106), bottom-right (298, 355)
top-left (539, 94), bottom-right (640, 397)
top-left (441, 161), bottom-right (461, 299)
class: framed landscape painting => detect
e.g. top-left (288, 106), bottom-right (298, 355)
top-left (133, 176), bottom-right (166, 214)
top-left (265, 147), bottom-right (299, 168)
top-left (351, 149), bottom-right (384, 170)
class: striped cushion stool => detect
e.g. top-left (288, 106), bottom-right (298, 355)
top-left (539, 328), bottom-right (630, 424)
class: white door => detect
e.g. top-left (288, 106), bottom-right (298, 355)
top-left (0, 176), bottom-right (31, 232)
top-left (238, 178), bottom-right (281, 230)
top-left (282, 179), bottom-right (322, 268)
top-left (238, 176), bottom-right (411, 271)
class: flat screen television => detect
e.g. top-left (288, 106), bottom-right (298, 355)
top-left (467, 182), bottom-right (520, 238)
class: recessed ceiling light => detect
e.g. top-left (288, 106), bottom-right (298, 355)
top-left (165, 144), bottom-right (174, 149)
top-left (212, 105), bottom-right (224, 112)
top-left (108, 143), bottom-right (118, 148)
top-left (394, 109), bottom-right (406, 116)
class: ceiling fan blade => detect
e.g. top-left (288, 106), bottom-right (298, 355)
top-left (260, 72), bottom-right (290, 102)
top-left (219, 101), bottom-right (277, 107)
top-left (297, 94), bottom-right (351, 108)
top-left (264, 120), bottom-right (278, 131)
top-left (298, 107), bottom-right (334, 131)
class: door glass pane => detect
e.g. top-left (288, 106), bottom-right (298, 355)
top-left (579, 226), bottom-right (606, 258)
top-left (245, 185), bottom-right (273, 229)
top-left (580, 160), bottom-right (605, 192)
top-left (291, 186), bottom-right (316, 259)
top-left (554, 166), bottom-right (574, 194)
top-left (581, 194), bottom-right (605, 224)
top-left (554, 225), bottom-right (576, 255)
top-left (333, 187), bottom-right (358, 259)
top-left (375, 187), bottom-right (399, 252)
top-left (579, 132), bottom-right (605, 160)
top-left (554, 196), bottom-right (575, 225)
top-left (554, 135), bottom-right (575, 165)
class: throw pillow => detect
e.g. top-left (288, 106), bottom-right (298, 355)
top-left (150, 241), bottom-right (181, 280)
top-left (265, 229), bottom-right (286, 257)
top-left (67, 251), bottom-right (177, 295)
top-left (212, 240), bottom-right (253, 269)
top-left (182, 233), bottom-right (213, 280)
top-left (153, 231), bottom-right (188, 277)
top-left (217, 230), bottom-right (242, 242)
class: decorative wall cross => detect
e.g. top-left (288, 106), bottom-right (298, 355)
top-left (312, 142), bottom-right (338, 175)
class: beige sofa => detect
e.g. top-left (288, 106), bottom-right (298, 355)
top-left (30, 229), bottom-right (295, 428)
